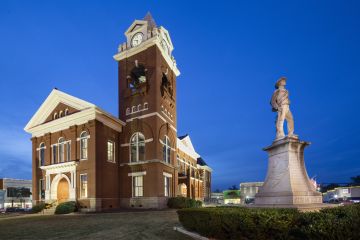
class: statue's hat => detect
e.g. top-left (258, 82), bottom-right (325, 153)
top-left (275, 77), bottom-right (287, 88)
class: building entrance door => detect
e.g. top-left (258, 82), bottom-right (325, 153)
top-left (57, 178), bottom-right (69, 203)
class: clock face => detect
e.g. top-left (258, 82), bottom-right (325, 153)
top-left (131, 33), bottom-right (143, 47)
top-left (161, 39), bottom-right (169, 55)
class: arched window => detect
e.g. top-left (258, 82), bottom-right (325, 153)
top-left (39, 143), bottom-right (45, 167)
top-left (132, 106), bottom-right (136, 113)
top-left (64, 109), bottom-right (69, 116)
top-left (130, 132), bottom-right (145, 162)
top-left (80, 131), bottom-right (89, 160)
top-left (138, 104), bottom-right (142, 111)
top-left (163, 136), bottom-right (171, 164)
top-left (53, 112), bottom-right (58, 119)
top-left (59, 111), bottom-right (63, 118)
top-left (144, 102), bottom-right (148, 109)
top-left (58, 138), bottom-right (65, 163)
top-left (126, 108), bottom-right (130, 115)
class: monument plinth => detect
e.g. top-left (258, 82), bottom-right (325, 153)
top-left (255, 136), bottom-right (323, 207)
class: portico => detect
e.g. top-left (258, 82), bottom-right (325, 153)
top-left (40, 161), bottom-right (78, 202)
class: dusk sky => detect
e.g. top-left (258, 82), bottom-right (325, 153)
top-left (0, 0), bottom-right (359, 190)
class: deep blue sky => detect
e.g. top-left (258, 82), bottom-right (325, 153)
top-left (0, 0), bottom-right (359, 190)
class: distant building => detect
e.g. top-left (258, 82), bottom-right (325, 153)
top-left (0, 178), bottom-right (32, 209)
top-left (210, 192), bottom-right (224, 204)
top-left (323, 186), bottom-right (360, 202)
top-left (239, 182), bottom-right (263, 204)
top-left (223, 190), bottom-right (241, 204)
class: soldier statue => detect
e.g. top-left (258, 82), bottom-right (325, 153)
top-left (270, 77), bottom-right (296, 140)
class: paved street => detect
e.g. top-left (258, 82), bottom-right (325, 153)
top-left (0, 210), bottom-right (191, 240)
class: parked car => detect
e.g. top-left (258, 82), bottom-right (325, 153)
top-left (0, 208), bottom-right (5, 213)
top-left (328, 198), bottom-right (341, 204)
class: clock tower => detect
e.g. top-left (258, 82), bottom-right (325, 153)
top-left (113, 12), bottom-right (180, 208)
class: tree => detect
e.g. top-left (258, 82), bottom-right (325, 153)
top-left (350, 175), bottom-right (360, 185)
top-left (320, 183), bottom-right (339, 193)
top-left (15, 188), bottom-right (32, 208)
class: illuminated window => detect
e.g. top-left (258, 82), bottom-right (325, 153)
top-left (130, 132), bottom-right (145, 162)
top-left (80, 174), bottom-right (88, 198)
top-left (163, 136), bottom-right (171, 164)
top-left (80, 132), bottom-right (89, 160)
top-left (133, 176), bottom-right (143, 197)
top-left (39, 143), bottom-right (45, 166)
top-left (164, 176), bottom-right (171, 197)
top-left (58, 138), bottom-right (65, 163)
top-left (52, 145), bottom-right (57, 164)
top-left (107, 141), bottom-right (115, 163)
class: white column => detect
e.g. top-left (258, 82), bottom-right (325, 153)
top-left (45, 174), bottom-right (51, 201)
top-left (69, 170), bottom-right (76, 200)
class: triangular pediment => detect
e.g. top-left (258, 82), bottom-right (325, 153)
top-left (44, 102), bottom-right (79, 123)
top-left (125, 20), bottom-right (148, 35)
top-left (24, 89), bottom-right (95, 131)
top-left (180, 135), bottom-right (196, 152)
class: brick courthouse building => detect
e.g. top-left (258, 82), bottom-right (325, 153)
top-left (24, 13), bottom-right (212, 211)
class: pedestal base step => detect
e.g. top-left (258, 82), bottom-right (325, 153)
top-left (248, 203), bottom-right (337, 212)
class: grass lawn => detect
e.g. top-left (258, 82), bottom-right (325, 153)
top-left (0, 210), bottom-right (191, 240)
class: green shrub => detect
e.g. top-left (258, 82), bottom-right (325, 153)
top-left (167, 197), bottom-right (202, 209)
top-left (55, 201), bottom-right (77, 214)
top-left (31, 203), bottom-right (46, 213)
top-left (177, 204), bottom-right (360, 240)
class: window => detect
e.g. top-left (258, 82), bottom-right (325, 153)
top-left (133, 176), bottom-right (143, 197)
top-left (39, 179), bottom-right (45, 200)
top-left (130, 132), bottom-right (145, 162)
top-left (7, 187), bottom-right (31, 198)
top-left (163, 136), bottom-right (171, 164)
top-left (80, 132), bottom-right (89, 160)
top-left (58, 138), bottom-right (65, 163)
top-left (52, 145), bottom-right (57, 164)
top-left (126, 108), bottom-right (130, 115)
top-left (80, 174), bottom-right (88, 198)
top-left (144, 102), bottom-right (148, 109)
top-left (53, 112), bottom-right (58, 119)
top-left (164, 176), bottom-right (170, 197)
top-left (132, 106), bottom-right (136, 112)
top-left (138, 104), bottom-right (142, 111)
top-left (64, 109), bottom-right (69, 116)
top-left (67, 142), bottom-right (71, 161)
top-left (39, 143), bottom-right (45, 166)
top-left (59, 111), bottom-right (63, 118)
top-left (107, 141), bottom-right (115, 163)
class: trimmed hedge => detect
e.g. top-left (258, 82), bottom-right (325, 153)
top-left (31, 203), bottom-right (46, 213)
top-left (167, 197), bottom-right (202, 209)
top-left (177, 204), bottom-right (360, 240)
top-left (55, 201), bottom-right (77, 214)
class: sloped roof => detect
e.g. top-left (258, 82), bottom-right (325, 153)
top-left (197, 157), bottom-right (208, 166)
top-left (143, 11), bottom-right (157, 30)
top-left (178, 134), bottom-right (188, 140)
top-left (24, 89), bottom-right (124, 134)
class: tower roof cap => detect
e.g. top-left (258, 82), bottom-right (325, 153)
top-left (143, 11), bottom-right (157, 30)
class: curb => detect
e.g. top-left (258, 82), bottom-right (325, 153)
top-left (173, 226), bottom-right (209, 240)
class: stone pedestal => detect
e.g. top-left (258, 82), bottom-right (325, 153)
top-left (255, 136), bottom-right (323, 208)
